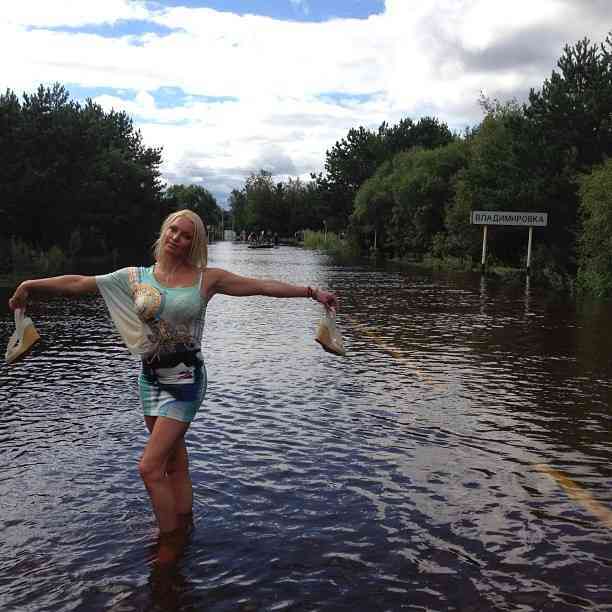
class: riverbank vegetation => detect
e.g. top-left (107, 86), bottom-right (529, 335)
top-left (0, 83), bottom-right (225, 282)
top-left (229, 34), bottom-right (612, 294)
top-left (2, 34), bottom-right (611, 294)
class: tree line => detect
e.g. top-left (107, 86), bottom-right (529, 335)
top-left (230, 34), bottom-right (612, 294)
top-left (0, 83), bottom-right (225, 273)
top-left (2, 33), bottom-right (611, 294)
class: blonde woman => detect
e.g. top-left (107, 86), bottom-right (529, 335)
top-left (9, 209), bottom-right (339, 564)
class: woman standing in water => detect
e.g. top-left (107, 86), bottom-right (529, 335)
top-left (8, 209), bottom-right (339, 563)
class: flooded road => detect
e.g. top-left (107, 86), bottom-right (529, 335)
top-left (1, 242), bottom-right (611, 611)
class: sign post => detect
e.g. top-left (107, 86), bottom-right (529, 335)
top-left (526, 226), bottom-right (533, 272)
top-left (470, 211), bottom-right (548, 273)
top-left (481, 224), bottom-right (488, 272)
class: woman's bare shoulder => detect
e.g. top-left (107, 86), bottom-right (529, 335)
top-left (202, 266), bottom-right (226, 298)
top-left (203, 266), bottom-right (226, 280)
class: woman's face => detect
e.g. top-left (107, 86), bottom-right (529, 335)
top-left (164, 216), bottom-right (195, 259)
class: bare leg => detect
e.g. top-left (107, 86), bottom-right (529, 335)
top-left (140, 416), bottom-right (189, 534)
top-left (166, 437), bottom-right (193, 517)
top-left (166, 439), bottom-right (195, 534)
top-left (144, 417), bottom-right (194, 535)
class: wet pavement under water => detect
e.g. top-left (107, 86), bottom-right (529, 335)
top-left (0, 242), bottom-right (611, 611)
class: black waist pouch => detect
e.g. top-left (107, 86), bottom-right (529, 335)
top-left (144, 347), bottom-right (202, 370)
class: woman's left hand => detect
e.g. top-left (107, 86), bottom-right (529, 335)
top-left (315, 289), bottom-right (339, 312)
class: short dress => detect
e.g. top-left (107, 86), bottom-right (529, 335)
top-left (96, 265), bottom-right (208, 423)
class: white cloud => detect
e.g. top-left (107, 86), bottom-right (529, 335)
top-left (2, 0), bottom-right (611, 204)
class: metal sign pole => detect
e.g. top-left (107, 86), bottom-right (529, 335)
top-left (481, 225), bottom-right (488, 271)
top-left (526, 226), bottom-right (533, 273)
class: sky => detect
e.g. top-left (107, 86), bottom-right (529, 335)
top-left (3, 1), bottom-right (611, 206)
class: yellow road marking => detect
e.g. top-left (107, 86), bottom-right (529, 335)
top-left (344, 315), bottom-right (447, 391)
top-left (534, 463), bottom-right (612, 529)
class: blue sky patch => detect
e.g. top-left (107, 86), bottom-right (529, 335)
top-left (27, 19), bottom-right (178, 39)
top-left (317, 91), bottom-right (382, 105)
top-left (153, 87), bottom-right (239, 108)
top-left (146, 0), bottom-right (384, 22)
top-left (63, 84), bottom-right (137, 104)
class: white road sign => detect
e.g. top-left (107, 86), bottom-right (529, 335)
top-left (471, 211), bottom-right (548, 227)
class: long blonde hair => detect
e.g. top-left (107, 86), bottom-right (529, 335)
top-left (153, 209), bottom-right (208, 268)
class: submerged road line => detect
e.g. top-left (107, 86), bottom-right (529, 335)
top-left (343, 322), bottom-right (612, 529)
top-left (534, 463), bottom-right (612, 529)
top-left (344, 315), bottom-right (447, 391)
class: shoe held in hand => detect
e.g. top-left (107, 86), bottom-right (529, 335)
top-left (5, 308), bottom-right (41, 364)
top-left (315, 308), bottom-right (346, 357)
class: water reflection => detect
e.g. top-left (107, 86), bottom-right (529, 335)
top-left (0, 244), bottom-right (611, 611)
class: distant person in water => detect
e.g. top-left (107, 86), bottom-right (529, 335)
top-left (8, 209), bottom-right (339, 564)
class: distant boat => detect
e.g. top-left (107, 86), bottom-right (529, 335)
top-left (247, 242), bottom-right (276, 249)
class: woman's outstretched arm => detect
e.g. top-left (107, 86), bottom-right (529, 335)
top-left (9, 275), bottom-right (99, 310)
top-left (205, 267), bottom-right (339, 310)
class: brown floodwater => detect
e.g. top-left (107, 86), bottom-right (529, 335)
top-left (0, 242), bottom-right (610, 611)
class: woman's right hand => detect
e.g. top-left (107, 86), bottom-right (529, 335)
top-left (315, 288), bottom-right (339, 312)
top-left (9, 282), bottom-right (30, 311)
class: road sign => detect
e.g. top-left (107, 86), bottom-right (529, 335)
top-left (470, 211), bottom-right (548, 272)
top-left (470, 211), bottom-right (548, 227)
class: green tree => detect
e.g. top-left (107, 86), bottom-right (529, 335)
top-left (1, 83), bottom-right (164, 261)
top-left (527, 35), bottom-right (612, 172)
top-left (445, 101), bottom-right (548, 263)
top-left (577, 159), bottom-right (612, 296)
top-left (353, 141), bottom-right (468, 258)
top-left (229, 174), bottom-right (324, 237)
top-left (163, 184), bottom-right (221, 227)
top-left (522, 34), bottom-right (612, 272)
top-left (380, 116), bottom-right (454, 155)
top-left (390, 141), bottom-right (469, 258)
top-left (0, 88), bottom-right (23, 238)
top-left (283, 177), bottom-right (322, 235)
top-left (228, 188), bottom-right (248, 232)
top-left (352, 161), bottom-right (395, 253)
top-left (318, 117), bottom-right (455, 231)
top-left (242, 170), bottom-right (288, 233)
top-left (314, 126), bottom-right (384, 229)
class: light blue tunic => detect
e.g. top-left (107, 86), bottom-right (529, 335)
top-left (96, 265), bottom-right (208, 422)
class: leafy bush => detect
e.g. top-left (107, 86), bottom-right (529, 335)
top-left (42, 245), bottom-right (67, 275)
top-left (577, 159), bottom-right (612, 296)
top-left (9, 237), bottom-right (66, 276)
top-left (302, 230), bottom-right (358, 261)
